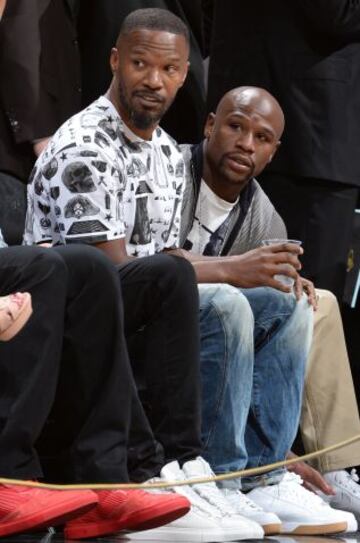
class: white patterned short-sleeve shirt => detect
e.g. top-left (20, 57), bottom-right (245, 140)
top-left (23, 96), bottom-right (185, 257)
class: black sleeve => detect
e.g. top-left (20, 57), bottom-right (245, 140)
top-left (0, 0), bottom-right (42, 144)
top-left (297, 0), bottom-right (360, 38)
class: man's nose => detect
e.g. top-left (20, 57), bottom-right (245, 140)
top-left (144, 68), bottom-right (163, 89)
top-left (236, 131), bottom-right (255, 153)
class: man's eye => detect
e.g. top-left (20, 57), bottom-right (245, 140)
top-left (230, 123), bottom-right (242, 130)
top-left (133, 60), bottom-right (145, 68)
top-left (165, 65), bottom-right (178, 74)
top-left (257, 134), bottom-right (269, 142)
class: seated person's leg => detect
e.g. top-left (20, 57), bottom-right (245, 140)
top-left (198, 283), bottom-right (254, 474)
top-left (0, 245), bottom-right (190, 539)
top-left (117, 253), bottom-right (203, 468)
top-left (244, 289), bottom-right (312, 472)
top-left (301, 288), bottom-right (360, 518)
top-left (241, 290), bottom-right (355, 534)
top-left (118, 265), bottom-right (264, 541)
top-left (0, 246), bottom-right (98, 536)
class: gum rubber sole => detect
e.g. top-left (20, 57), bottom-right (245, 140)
top-left (282, 521), bottom-right (347, 535)
top-left (263, 522), bottom-right (282, 535)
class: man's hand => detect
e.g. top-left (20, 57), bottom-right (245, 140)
top-left (219, 242), bottom-right (303, 291)
top-left (287, 453), bottom-right (335, 495)
top-left (294, 276), bottom-right (318, 309)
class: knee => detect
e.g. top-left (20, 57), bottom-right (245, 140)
top-left (263, 286), bottom-right (297, 314)
top-left (287, 293), bottom-right (314, 354)
top-left (152, 253), bottom-right (197, 293)
top-left (0, 246), bottom-right (68, 296)
top-left (61, 244), bottom-right (117, 279)
top-left (56, 245), bottom-right (123, 303)
top-left (27, 247), bottom-right (68, 282)
top-left (200, 283), bottom-right (254, 327)
top-left (315, 288), bottom-right (338, 317)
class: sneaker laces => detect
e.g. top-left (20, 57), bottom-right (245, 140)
top-left (183, 458), bottom-right (237, 517)
top-left (338, 469), bottom-right (360, 496)
top-left (350, 469), bottom-right (360, 484)
top-left (274, 472), bottom-right (330, 509)
top-left (195, 481), bottom-right (238, 517)
top-left (157, 461), bottom-right (221, 517)
top-left (223, 488), bottom-right (264, 512)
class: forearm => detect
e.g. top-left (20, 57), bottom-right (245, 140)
top-left (95, 238), bottom-right (134, 266)
top-left (166, 242), bottom-right (303, 290)
top-left (164, 247), bottom-right (233, 283)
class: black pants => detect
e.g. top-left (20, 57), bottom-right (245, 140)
top-left (117, 254), bottom-right (202, 482)
top-left (0, 245), bottom-right (133, 482)
top-left (258, 173), bottom-right (359, 301)
top-left (0, 247), bottom-right (202, 483)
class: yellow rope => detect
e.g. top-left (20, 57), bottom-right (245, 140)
top-left (1, 433), bottom-right (359, 491)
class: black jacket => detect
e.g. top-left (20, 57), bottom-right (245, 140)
top-left (207, 0), bottom-right (360, 186)
top-left (0, 0), bottom-right (81, 182)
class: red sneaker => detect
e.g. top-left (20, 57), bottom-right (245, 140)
top-left (64, 489), bottom-right (190, 539)
top-left (0, 484), bottom-right (98, 537)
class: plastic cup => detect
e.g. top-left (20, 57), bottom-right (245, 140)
top-left (261, 239), bottom-right (302, 287)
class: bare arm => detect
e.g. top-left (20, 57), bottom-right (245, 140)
top-left (95, 238), bottom-right (135, 265)
top-left (167, 242), bottom-right (303, 292)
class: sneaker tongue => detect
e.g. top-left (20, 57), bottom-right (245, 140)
top-left (182, 457), bottom-right (213, 479)
top-left (160, 460), bottom-right (184, 481)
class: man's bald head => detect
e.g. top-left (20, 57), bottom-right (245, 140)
top-left (216, 87), bottom-right (285, 140)
top-left (203, 86), bottom-right (285, 202)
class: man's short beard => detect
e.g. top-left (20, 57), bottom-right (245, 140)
top-left (130, 109), bottom-right (162, 130)
top-left (119, 85), bottom-right (167, 130)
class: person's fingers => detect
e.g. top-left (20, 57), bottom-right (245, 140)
top-left (271, 251), bottom-right (302, 270)
top-left (307, 470), bottom-right (336, 495)
top-left (302, 480), bottom-right (318, 494)
top-left (270, 242), bottom-right (303, 255)
top-left (302, 279), bottom-right (318, 309)
top-left (276, 263), bottom-right (300, 278)
top-left (268, 277), bottom-right (293, 293)
top-left (294, 276), bottom-right (303, 301)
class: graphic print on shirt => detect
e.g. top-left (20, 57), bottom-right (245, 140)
top-left (24, 96), bottom-right (185, 256)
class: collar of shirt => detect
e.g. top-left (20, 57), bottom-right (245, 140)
top-left (99, 95), bottom-right (160, 146)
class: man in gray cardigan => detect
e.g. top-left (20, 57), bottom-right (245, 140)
top-left (180, 86), bottom-right (360, 526)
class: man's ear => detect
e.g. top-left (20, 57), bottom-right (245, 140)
top-left (110, 48), bottom-right (119, 75)
top-left (204, 113), bottom-right (215, 139)
top-left (180, 61), bottom-right (190, 87)
top-left (268, 140), bottom-right (281, 163)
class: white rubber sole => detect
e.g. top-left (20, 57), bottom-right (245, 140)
top-left (119, 526), bottom-right (263, 542)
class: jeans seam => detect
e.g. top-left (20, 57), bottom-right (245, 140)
top-left (255, 310), bottom-right (293, 329)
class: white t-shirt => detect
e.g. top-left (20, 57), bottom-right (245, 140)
top-left (24, 96), bottom-right (185, 257)
top-left (185, 180), bottom-right (239, 255)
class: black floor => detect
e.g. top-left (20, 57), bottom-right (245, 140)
top-left (2, 532), bottom-right (360, 543)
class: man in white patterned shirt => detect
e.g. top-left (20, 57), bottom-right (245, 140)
top-left (24, 8), bottom-right (264, 542)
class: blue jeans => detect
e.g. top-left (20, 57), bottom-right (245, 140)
top-left (198, 285), bottom-right (313, 488)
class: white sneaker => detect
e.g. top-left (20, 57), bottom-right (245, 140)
top-left (221, 487), bottom-right (282, 534)
top-left (323, 469), bottom-right (360, 527)
top-left (182, 456), bottom-right (264, 540)
top-left (247, 471), bottom-right (348, 535)
top-left (119, 460), bottom-right (252, 542)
